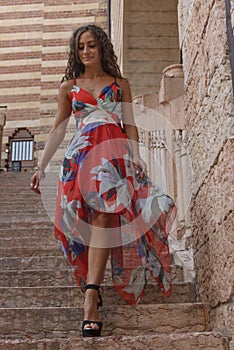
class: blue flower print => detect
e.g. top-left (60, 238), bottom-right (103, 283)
top-left (72, 99), bottom-right (85, 112)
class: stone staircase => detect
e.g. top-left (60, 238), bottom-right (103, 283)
top-left (0, 172), bottom-right (228, 349)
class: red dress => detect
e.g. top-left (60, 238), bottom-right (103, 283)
top-left (54, 80), bottom-right (176, 305)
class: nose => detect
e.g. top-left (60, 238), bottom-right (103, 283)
top-left (83, 45), bottom-right (89, 54)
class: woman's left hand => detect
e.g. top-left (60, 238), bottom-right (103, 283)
top-left (132, 154), bottom-right (146, 179)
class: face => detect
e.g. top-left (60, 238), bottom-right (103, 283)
top-left (77, 31), bottom-right (101, 67)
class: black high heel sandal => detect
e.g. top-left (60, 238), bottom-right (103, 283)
top-left (82, 284), bottom-right (103, 337)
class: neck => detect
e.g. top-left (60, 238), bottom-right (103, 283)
top-left (82, 66), bottom-right (105, 79)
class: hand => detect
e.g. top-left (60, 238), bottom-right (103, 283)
top-left (30, 170), bottom-right (43, 194)
top-left (132, 154), bottom-right (146, 179)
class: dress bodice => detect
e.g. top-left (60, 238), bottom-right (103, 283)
top-left (70, 81), bottom-right (123, 129)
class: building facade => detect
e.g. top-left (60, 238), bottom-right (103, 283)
top-left (0, 0), bottom-right (233, 347)
top-left (0, 0), bottom-right (107, 170)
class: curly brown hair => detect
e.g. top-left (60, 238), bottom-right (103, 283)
top-left (61, 24), bottom-right (122, 82)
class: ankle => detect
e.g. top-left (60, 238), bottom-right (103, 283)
top-left (84, 289), bottom-right (98, 304)
top-left (84, 283), bottom-right (103, 308)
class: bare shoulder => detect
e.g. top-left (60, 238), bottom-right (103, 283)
top-left (116, 77), bottom-right (131, 90)
top-left (59, 79), bottom-right (74, 95)
top-left (116, 77), bottom-right (132, 101)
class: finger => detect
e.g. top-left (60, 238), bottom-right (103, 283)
top-left (30, 180), bottom-right (38, 190)
top-left (140, 161), bottom-right (147, 174)
top-left (31, 184), bottom-right (41, 194)
top-left (137, 163), bottom-right (145, 175)
top-left (139, 165), bottom-right (146, 177)
top-left (31, 186), bottom-right (41, 195)
top-left (30, 174), bottom-right (41, 194)
top-left (135, 168), bottom-right (141, 177)
top-left (141, 166), bottom-right (146, 175)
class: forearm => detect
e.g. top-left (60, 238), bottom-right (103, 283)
top-left (38, 124), bottom-right (67, 171)
top-left (124, 123), bottom-right (140, 156)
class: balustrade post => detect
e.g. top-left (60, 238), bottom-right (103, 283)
top-left (160, 130), bottom-right (167, 193)
top-left (172, 130), bottom-right (185, 237)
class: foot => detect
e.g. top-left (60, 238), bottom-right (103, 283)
top-left (83, 289), bottom-right (101, 330)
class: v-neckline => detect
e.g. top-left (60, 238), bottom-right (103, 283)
top-left (73, 81), bottom-right (117, 100)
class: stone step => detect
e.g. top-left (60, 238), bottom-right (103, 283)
top-left (0, 194), bottom-right (49, 200)
top-left (0, 248), bottom-right (182, 280)
top-left (0, 236), bottom-right (56, 249)
top-left (0, 247), bottom-right (62, 257)
top-left (0, 256), bottom-right (67, 270)
top-left (0, 303), bottom-right (209, 339)
top-left (0, 189), bottom-right (35, 194)
top-left (0, 195), bottom-right (45, 201)
top-left (0, 208), bottom-right (49, 221)
top-left (0, 203), bottom-right (47, 210)
top-left (0, 220), bottom-right (52, 229)
top-left (0, 261), bottom-right (184, 284)
top-left (0, 253), bottom-right (176, 274)
top-left (0, 332), bottom-right (228, 350)
top-left (0, 253), bottom-right (180, 279)
top-left (0, 195), bottom-right (43, 200)
top-left (0, 227), bottom-right (53, 238)
top-left (0, 207), bottom-right (55, 215)
top-left (0, 279), bottom-right (195, 307)
top-left (0, 248), bottom-right (175, 261)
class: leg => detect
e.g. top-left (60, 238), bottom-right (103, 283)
top-left (83, 213), bottom-right (117, 330)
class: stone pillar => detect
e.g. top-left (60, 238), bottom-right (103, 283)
top-left (110, 0), bottom-right (124, 71)
top-left (0, 112), bottom-right (6, 169)
top-left (159, 64), bottom-right (184, 104)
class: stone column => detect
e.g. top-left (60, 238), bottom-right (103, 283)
top-left (0, 112), bottom-right (6, 169)
top-left (110, 0), bottom-right (124, 71)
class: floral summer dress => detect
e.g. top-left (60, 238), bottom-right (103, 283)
top-left (54, 79), bottom-right (176, 305)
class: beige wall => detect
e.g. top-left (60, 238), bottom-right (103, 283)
top-left (122, 0), bottom-right (180, 97)
top-left (178, 0), bottom-right (234, 345)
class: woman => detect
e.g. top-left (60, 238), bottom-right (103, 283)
top-left (30, 24), bottom-right (176, 337)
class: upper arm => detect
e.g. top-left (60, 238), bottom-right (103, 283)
top-left (117, 78), bottom-right (135, 125)
top-left (118, 78), bottom-right (132, 103)
top-left (52, 82), bottom-right (72, 131)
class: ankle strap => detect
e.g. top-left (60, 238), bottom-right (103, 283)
top-left (85, 284), bottom-right (100, 292)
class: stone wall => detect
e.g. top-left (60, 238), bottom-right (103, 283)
top-left (0, 0), bottom-right (107, 168)
top-left (178, 0), bottom-right (234, 346)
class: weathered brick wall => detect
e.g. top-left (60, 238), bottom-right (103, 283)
top-left (0, 1), bottom-right (44, 167)
top-left (0, 0), bottom-right (107, 168)
top-left (178, 0), bottom-right (234, 345)
top-left (121, 0), bottom-right (180, 97)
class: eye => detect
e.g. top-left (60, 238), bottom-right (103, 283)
top-left (78, 46), bottom-right (84, 51)
top-left (89, 44), bottom-right (96, 48)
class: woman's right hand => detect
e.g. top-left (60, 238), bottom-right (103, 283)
top-left (30, 170), bottom-right (43, 194)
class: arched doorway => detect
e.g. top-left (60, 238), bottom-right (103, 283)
top-left (8, 128), bottom-right (34, 172)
